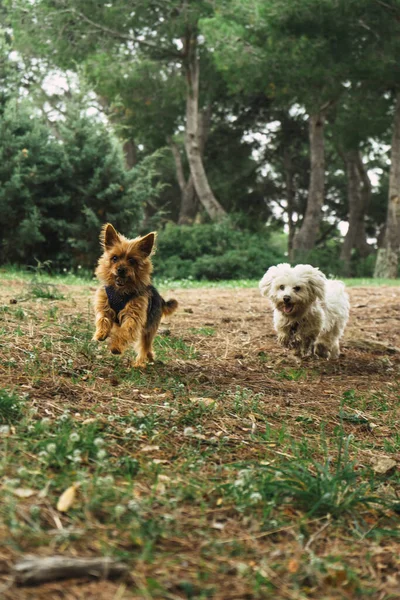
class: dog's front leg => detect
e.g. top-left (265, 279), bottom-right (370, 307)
top-left (298, 336), bottom-right (317, 357)
top-left (277, 331), bottom-right (293, 348)
top-left (109, 316), bottom-right (142, 355)
top-left (93, 288), bottom-right (113, 341)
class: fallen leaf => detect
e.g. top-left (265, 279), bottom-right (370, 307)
top-left (82, 418), bottom-right (97, 425)
top-left (158, 475), bottom-right (171, 483)
top-left (189, 397), bottom-right (217, 407)
top-left (287, 558), bottom-right (300, 574)
top-left (12, 488), bottom-right (36, 498)
top-left (57, 483), bottom-right (80, 512)
top-left (140, 445), bottom-right (160, 452)
top-left (372, 457), bottom-right (397, 475)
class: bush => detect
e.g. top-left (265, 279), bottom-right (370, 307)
top-left (153, 223), bottom-right (286, 280)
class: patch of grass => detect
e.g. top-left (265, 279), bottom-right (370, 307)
top-left (0, 388), bottom-right (24, 423)
top-left (277, 367), bottom-right (308, 381)
top-left (189, 326), bottom-right (216, 336)
top-left (30, 282), bottom-right (65, 300)
top-left (155, 334), bottom-right (198, 361)
top-left (225, 436), bottom-right (383, 519)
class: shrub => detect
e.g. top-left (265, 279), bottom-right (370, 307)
top-left (153, 223), bottom-right (286, 280)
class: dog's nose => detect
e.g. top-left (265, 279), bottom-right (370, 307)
top-left (117, 267), bottom-right (126, 277)
top-left (283, 295), bottom-right (291, 304)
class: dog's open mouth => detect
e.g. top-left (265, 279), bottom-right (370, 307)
top-left (282, 303), bottom-right (294, 314)
top-left (115, 277), bottom-right (126, 287)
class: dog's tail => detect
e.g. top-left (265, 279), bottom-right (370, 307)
top-left (162, 298), bottom-right (178, 317)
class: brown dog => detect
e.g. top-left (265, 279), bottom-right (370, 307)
top-left (93, 223), bottom-right (178, 367)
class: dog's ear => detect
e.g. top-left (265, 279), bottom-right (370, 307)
top-left (259, 265), bottom-right (281, 296)
top-left (101, 223), bottom-right (120, 249)
top-left (306, 267), bottom-right (326, 301)
top-left (136, 232), bottom-right (156, 257)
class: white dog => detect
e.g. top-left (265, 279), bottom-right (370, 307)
top-left (259, 263), bottom-right (349, 359)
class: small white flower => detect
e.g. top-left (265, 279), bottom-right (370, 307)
top-left (234, 478), bottom-right (245, 487)
top-left (73, 449), bottom-right (81, 457)
top-left (184, 427), bottom-right (194, 436)
top-left (114, 504), bottom-right (126, 517)
top-left (107, 415), bottom-right (115, 422)
top-left (46, 443), bottom-right (57, 453)
top-left (41, 417), bottom-right (51, 427)
top-left (94, 437), bottom-right (105, 447)
top-left (238, 469), bottom-right (251, 479)
top-left (69, 432), bottom-right (80, 442)
top-left (97, 449), bottom-right (107, 460)
top-left (124, 427), bottom-right (137, 435)
top-left (38, 450), bottom-right (48, 459)
top-left (17, 467), bottom-right (28, 477)
top-left (102, 475), bottom-right (114, 485)
top-left (128, 499), bottom-right (140, 511)
top-left (249, 492), bottom-right (262, 503)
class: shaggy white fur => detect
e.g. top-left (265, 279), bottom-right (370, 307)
top-left (259, 263), bottom-right (350, 359)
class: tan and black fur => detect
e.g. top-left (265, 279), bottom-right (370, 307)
top-left (93, 223), bottom-right (178, 367)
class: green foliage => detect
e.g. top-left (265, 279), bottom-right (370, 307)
top-left (154, 223), bottom-right (286, 280)
top-left (227, 436), bottom-right (382, 518)
top-left (0, 100), bottom-right (165, 269)
top-left (0, 389), bottom-right (24, 424)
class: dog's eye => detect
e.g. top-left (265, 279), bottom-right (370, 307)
top-left (279, 285), bottom-right (285, 290)
top-left (111, 255), bottom-right (118, 263)
top-left (294, 286), bottom-right (301, 292)
top-left (128, 258), bottom-right (136, 266)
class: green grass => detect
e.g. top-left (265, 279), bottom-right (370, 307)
top-left (1, 269), bottom-right (400, 598)
top-left (0, 388), bottom-right (24, 424)
top-left (224, 436), bottom-right (383, 519)
top-left (1, 264), bottom-right (400, 290)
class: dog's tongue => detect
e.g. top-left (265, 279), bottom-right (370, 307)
top-left (283, 305), bottom-right (293, 314)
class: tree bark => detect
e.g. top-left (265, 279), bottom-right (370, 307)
top-left (184, 36), bottom-right (227, 222)
top-left (283, 147), bottom-right (295, 259)
top-left (340, 150), bottom-right (372, 274)
top-left (374, 91), bottom-right (400, 278)
top-left (123, 139), bottom-right (137, 169)
top-left (169, 139), bottom-right (199, 225)
top-left (292, 113), bottom-right (325, 253)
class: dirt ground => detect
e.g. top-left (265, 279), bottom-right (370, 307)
top-left (1, 281), bottom-right (400, 599)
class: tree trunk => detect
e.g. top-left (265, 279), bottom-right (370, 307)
top-left (168, 103), bottom-right (212, 226)
top-left (184, 36), bottom-right (227, 222)
top-left (169, 139), bottom-right (199, 225)
top-left (340, 150), bottom-right (372, 274)
top-left (283, 147), bottom-right (295, 260)
top-left (292, 113), bottom-right (325, 253)
top-left (123, 139), bottom-right (137, 169)
top-left (374, 91), bottom-right (400, 278)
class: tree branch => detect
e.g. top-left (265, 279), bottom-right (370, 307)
top-left (46, 8), bottom-right (183, 59)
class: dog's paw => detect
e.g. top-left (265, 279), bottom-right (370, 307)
top-left (132, 358), bottom-right (147, 368)
top-left (278, 334), bottom-right (292, 348)
top-left (314, 343), bottom-right (330, 359)
top-left (93, 332), bottom-right (108, 342)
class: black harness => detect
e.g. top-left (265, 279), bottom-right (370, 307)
top-left (105, 286), bottom-right (139, 322)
